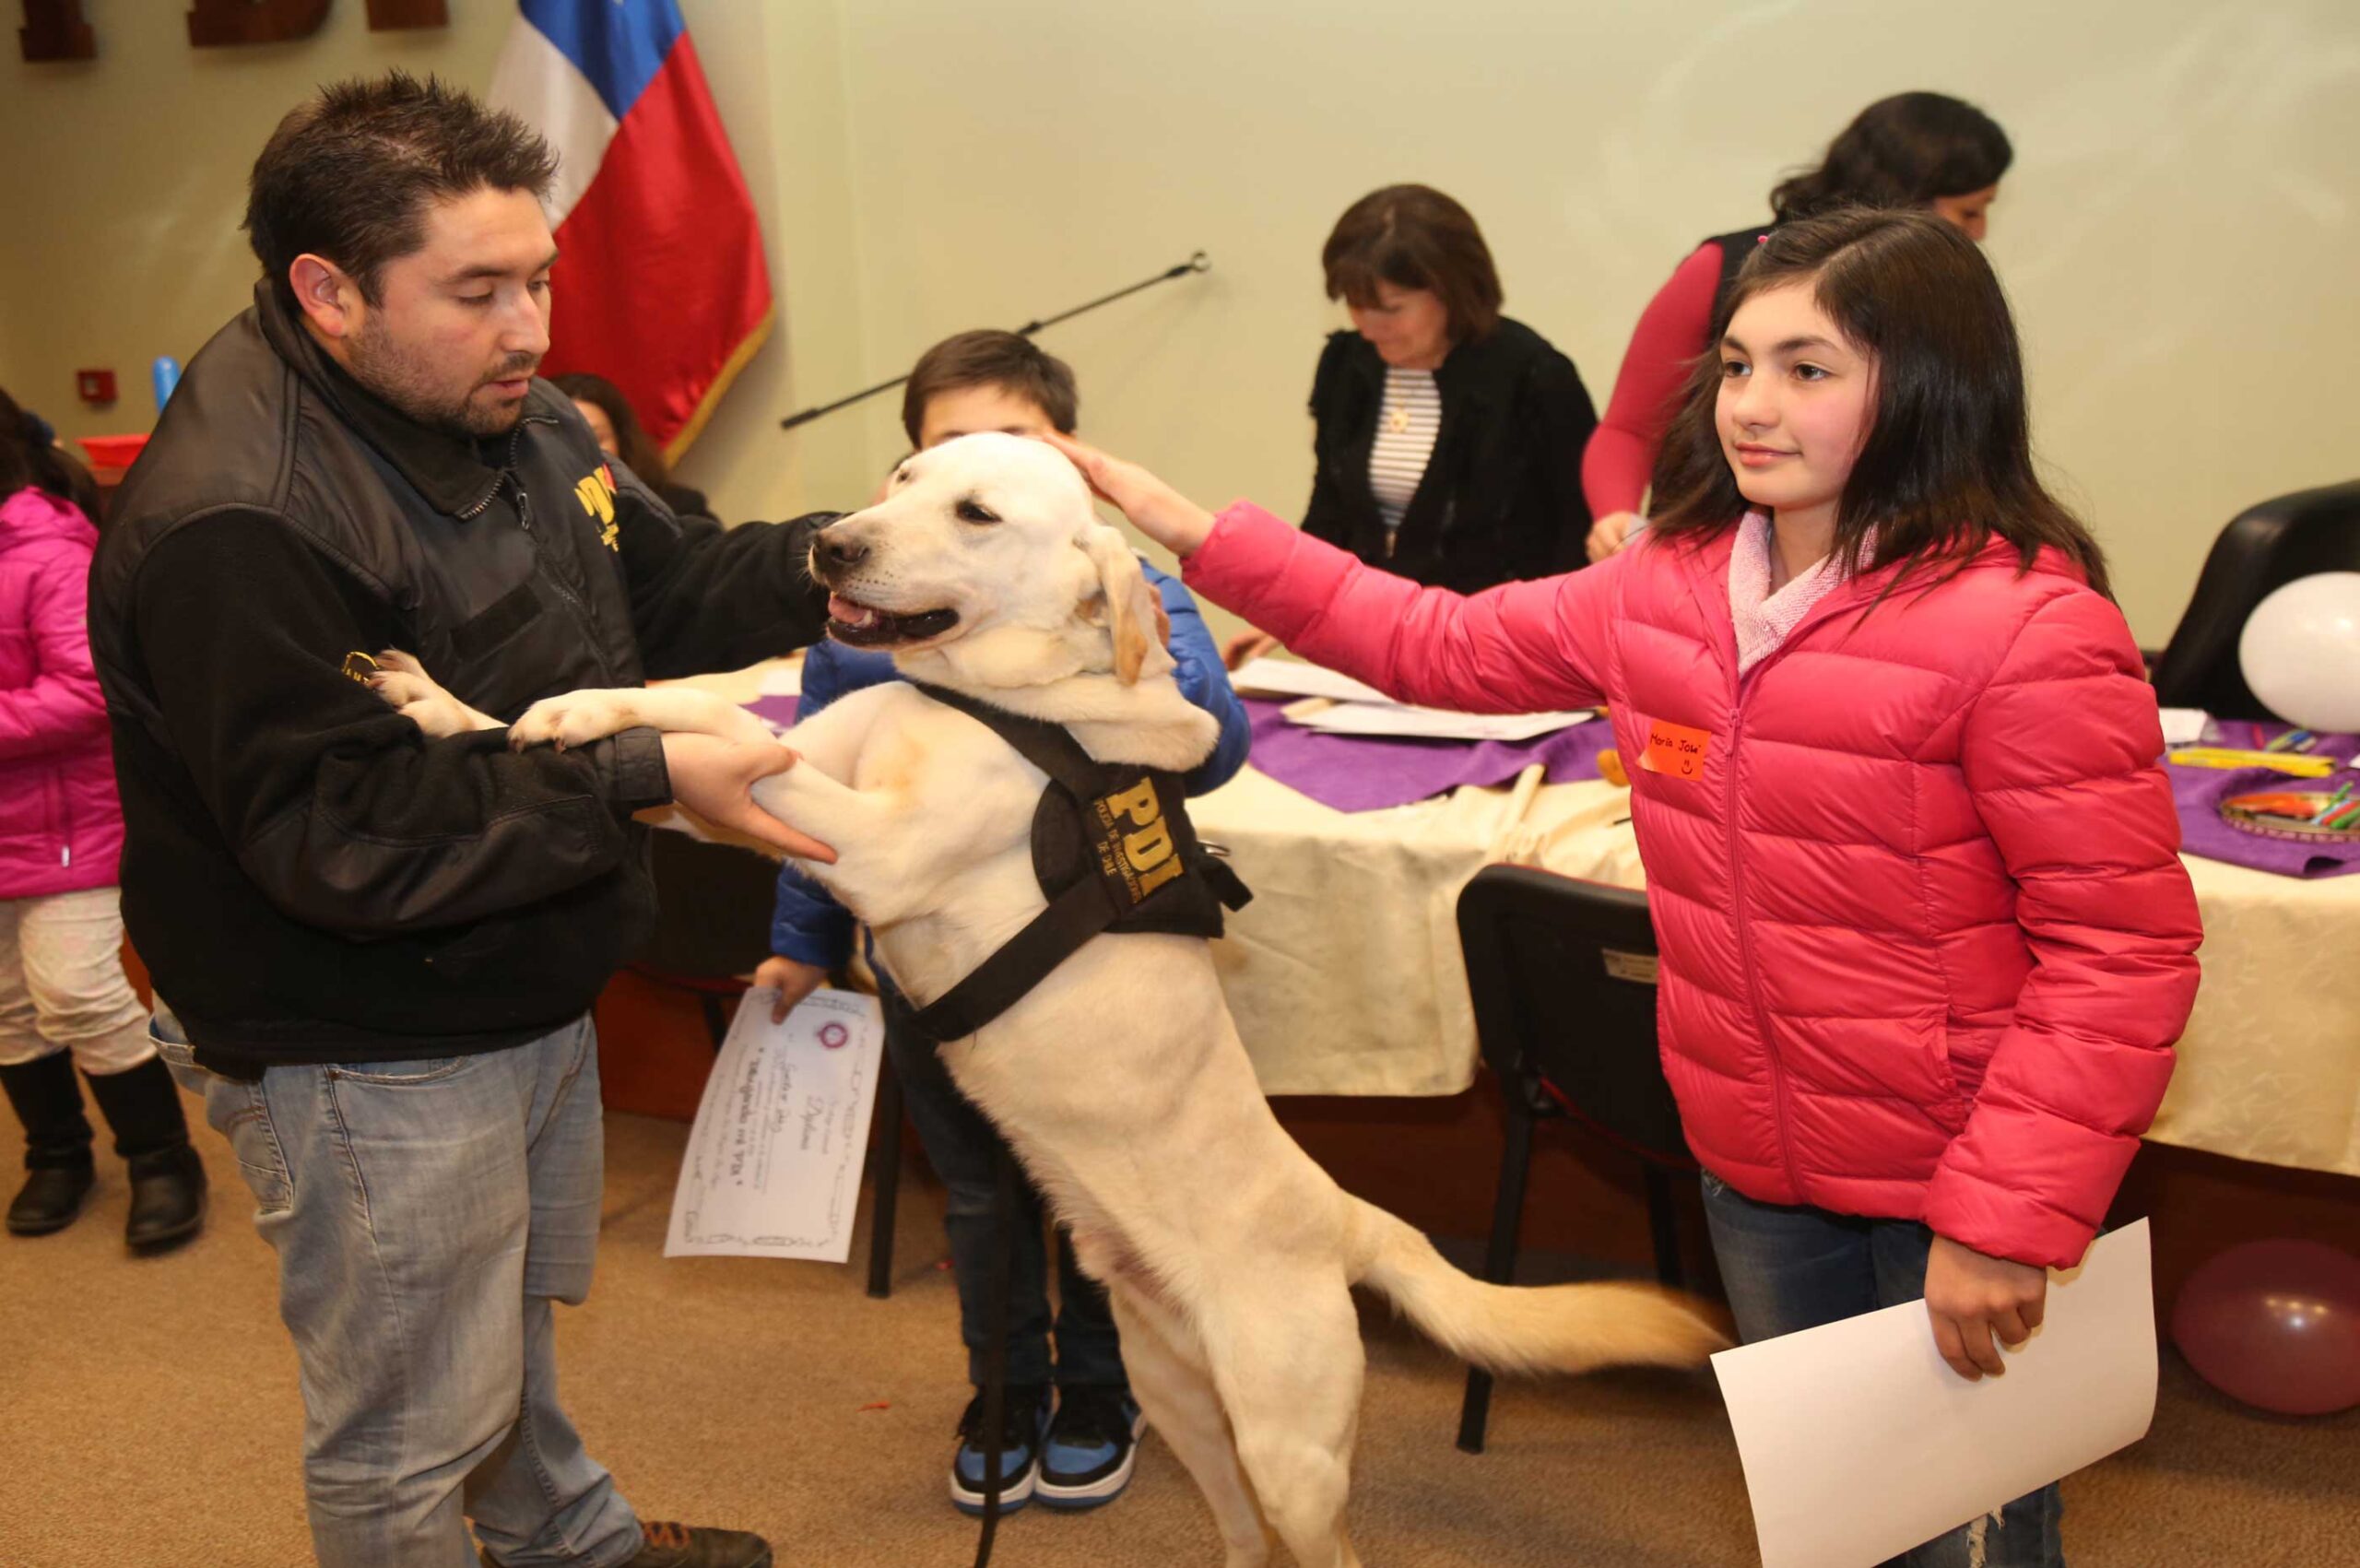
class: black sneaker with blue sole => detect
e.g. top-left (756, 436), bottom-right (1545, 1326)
top-left (950, 1383), bottom-right (1052, 1516)
top-left (1034, 1385), bottom-right (1147, 1511)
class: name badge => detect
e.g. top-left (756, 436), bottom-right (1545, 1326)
top-left (1641, 718), bottom-right (1712, 780)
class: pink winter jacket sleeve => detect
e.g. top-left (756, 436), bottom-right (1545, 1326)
top-left (1581, 242), bottom-right (1721, 520)
top-left (0, 547), bottom-right (109, 764)
top-left (1185, 502), bottom-right (1622, 713)
top-left (1926, 590), bottom-right (2204, 1267)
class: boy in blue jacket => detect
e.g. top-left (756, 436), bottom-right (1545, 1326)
top-left (753, 331), bottom-right (1249, 1516)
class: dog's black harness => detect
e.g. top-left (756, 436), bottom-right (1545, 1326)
top-left (903, 681), bottom-right (1250, 1043)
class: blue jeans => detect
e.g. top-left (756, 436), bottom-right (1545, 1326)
top-left (156, 1008), bottom-right (643, 1568)
top-left (1700, 1171), bottom-right (2065, 1568)
top-left (880, 985), bottom-right (1125, 1392)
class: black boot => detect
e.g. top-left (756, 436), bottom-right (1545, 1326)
top-left (83, 1055), bottom-right (207, 1251)
top-left (1, 1052), bottom-right (97, 1236)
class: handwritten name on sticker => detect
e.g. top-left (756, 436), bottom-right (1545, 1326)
top-left (1641, 718), bottom-right (1712, 780)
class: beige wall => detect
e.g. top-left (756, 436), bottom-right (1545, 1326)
top-left (814, 0), bottom-right (2360, 644)
top-left (0, 3), bottom-right (513, 437)
top-left (6, 0), bottom-right (2355, 643)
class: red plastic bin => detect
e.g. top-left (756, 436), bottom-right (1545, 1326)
top-left (76, 433), bottom-right (150, 469)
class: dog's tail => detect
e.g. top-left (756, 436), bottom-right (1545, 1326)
top-left (1346, 1197), bottom-right (1730, 1374)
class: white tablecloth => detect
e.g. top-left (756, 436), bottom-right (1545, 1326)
top-left (2154, 856), bottom-right (2360, 1176)
top-left (1200, 765), bottom-right (2360, 1178)
top-left (663, 661), bottom-right (2360, 1176)
top-left (1191, 765), bottom-right (1635, 1097)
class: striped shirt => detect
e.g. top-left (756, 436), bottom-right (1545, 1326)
top-left (1368, 367), bottom-right (1441, 548)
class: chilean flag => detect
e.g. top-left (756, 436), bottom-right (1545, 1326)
top-left (490, 0), bottom-right (773, 462)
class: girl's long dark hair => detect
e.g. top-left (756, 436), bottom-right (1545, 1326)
top-left (0, 385), bottom-right (101, 520)
top-left (1647, 207), bottom-right (2109, 596)
top-left (1770, 92), bottom-right (2012, 221)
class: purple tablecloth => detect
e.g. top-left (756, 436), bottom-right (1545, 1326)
top-left (2169, 725), bottom-right (2360, 879)
top-left (1239, 699), bottom-right (1614, 813)
top-left (745, 693), bottom-right (800, 732)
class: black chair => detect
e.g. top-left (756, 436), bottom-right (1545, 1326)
top-left (634, 830), bottom-right (906, 1300)
top-left (631, 830), bottom-right (780, 1048)
top-left (1453, 865), bottom-right (1693, 1455)
top-left (2150, 480), bottom-right (2360, 719)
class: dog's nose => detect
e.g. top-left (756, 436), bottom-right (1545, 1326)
top-left (816, 530), bottom-right (868, 572)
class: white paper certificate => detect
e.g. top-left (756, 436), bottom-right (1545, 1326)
top-left (1233, 654), bottom-right (1591, 741)
top-left (1711, 1220), bottom-right (2157, 1568)
top-left (664, 987), bottom-right (885, 1263)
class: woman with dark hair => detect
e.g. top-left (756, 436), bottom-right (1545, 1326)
top-left (0, 385), bottom-right (205, 1248)
top-left (1229, 184), bottom-right (1597, 666)
top-left (550, 371), bottom-right (717, 522)
top-left (1582, 91), bottom-right (2012, 561)
top-left (1053, 207), bottom-right (2200, 1568)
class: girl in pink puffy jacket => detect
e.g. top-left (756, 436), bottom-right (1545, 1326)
top-left (1055, 207), bottom-right (2201, 1568)
top-left (0, 391), bottom-right (206, 1250)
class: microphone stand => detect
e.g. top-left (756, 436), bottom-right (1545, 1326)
top-left (777, 252), bottom-right (1210, 432)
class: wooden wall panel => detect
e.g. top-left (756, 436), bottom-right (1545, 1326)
top-left (186, 0), bottom-right (331, 48)
top-left (18, 0), bottom-right (95, 61)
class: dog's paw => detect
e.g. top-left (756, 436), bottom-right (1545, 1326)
top-left (368, 667), bottom-right (440, 712)
top-left (367, 653), bottom-right (500, 737)
top-left (510, 690), bottom-right (639, 752)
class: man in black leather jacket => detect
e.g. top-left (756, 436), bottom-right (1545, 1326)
top-left (88, 73), bottom-right (813, 1568)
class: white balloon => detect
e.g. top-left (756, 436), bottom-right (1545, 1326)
top-left (2238, 572), bottom-right (2360, 732)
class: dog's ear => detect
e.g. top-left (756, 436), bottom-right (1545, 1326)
top-left (1079, 524), bottom-right (1170, 686)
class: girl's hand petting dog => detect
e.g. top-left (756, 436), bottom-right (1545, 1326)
top-left (1044, 432), bottom-right (1217, 558)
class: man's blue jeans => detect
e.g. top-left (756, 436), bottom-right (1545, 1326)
top-left (1700, 1170), bottom-right (2066, 1568)
top-left (157, 1007), bottom-right (644, 1568)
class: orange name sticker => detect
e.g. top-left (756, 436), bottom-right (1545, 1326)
top-left (1640, 718), bottom-right (1712, 780)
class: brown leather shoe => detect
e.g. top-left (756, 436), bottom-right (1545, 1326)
top-left (481, 1522), bottom-right (773, 1568)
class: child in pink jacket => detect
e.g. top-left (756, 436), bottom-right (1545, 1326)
top-left (0, 392), bottom-right (206, 1250)
top-left (1055, 208), bottom-right (2201, 1568)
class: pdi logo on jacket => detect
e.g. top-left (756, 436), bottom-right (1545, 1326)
top-left (575, 465), bottom-right (620, 550)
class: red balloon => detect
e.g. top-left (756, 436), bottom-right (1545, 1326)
top-left (2171, 1240), bottom-right (2360, 1416)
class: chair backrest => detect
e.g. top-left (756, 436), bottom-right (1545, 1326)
top-left (634, 830), bottom-right (781, 981)
top-left (1456, 865), bottom-right (1690, 1169)
top-left (2151, 480), bottom-right (2360, 718)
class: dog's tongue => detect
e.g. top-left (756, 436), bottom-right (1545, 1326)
top-left (828, 594), bottom-right (879, 629)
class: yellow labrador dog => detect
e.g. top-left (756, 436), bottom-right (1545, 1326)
top-left (374, 433), bottom-right (1726, 1568)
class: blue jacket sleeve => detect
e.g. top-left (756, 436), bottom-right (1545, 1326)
top-left (1150, 562), bottom-right (1252, 795)
top-left (766, 641), bottom-right (897, 966)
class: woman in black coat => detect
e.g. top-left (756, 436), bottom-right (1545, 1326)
top-left (1229, 185), bottom-right (1597, 667)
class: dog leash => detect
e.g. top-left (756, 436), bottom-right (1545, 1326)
top-left (971, 1141), bottom-right (1021, 1568)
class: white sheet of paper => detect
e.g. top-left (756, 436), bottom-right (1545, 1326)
top-left (1711, 1220), bottom-right (2156, 1568)
top-left (758, 660), bottom-right (803, 698)
top-left (1229, 654), bottom-right (1394, 705)
top-left (1233, 654), bottom-right (1594, 740)
top-left (664, 987), bottom-right (884, 1263)
top-left (1292, 703), bottom-right (1594, 743)
top-left (2157, 707), bottom-right (2209, 747)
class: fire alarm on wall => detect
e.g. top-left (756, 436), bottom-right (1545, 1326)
top-left (76, 369), bottom-right (117, 405)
